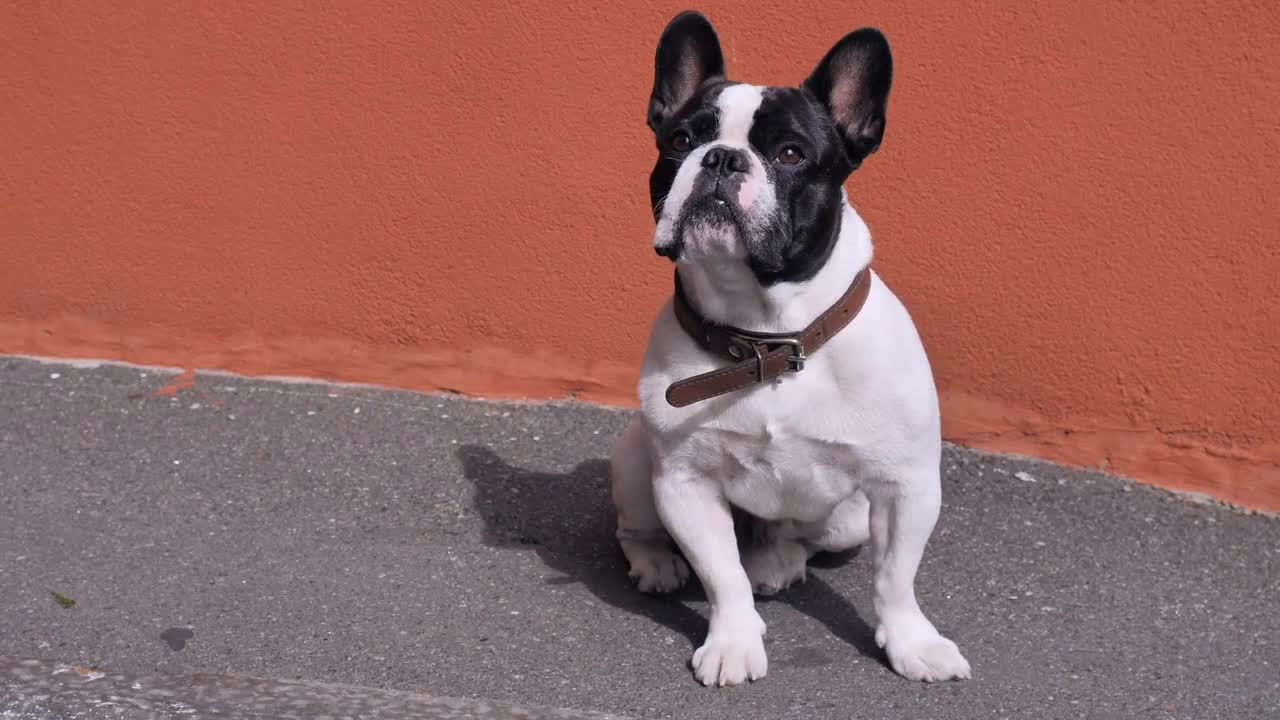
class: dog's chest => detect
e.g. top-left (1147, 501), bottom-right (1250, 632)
top-left (691, 411), bottom-right (864, 523)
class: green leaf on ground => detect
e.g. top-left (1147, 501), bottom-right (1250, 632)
top-left (51, 591), bottom-right (76, 608)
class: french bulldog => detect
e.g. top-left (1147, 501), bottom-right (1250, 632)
top-left (610, 11), bottom-right (971, 686)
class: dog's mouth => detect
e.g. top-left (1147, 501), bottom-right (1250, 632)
top-left (657, 192), bottom-right (749, 262)
top-left (681, 194), bottom-right (742, 231)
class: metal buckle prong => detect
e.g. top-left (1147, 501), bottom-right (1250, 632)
top-left (729, 334), bottom-right (807, 383)
top-left (750, 343), bottom-right (765, 383)
top-left (769, 337), bottom-right (807, 372)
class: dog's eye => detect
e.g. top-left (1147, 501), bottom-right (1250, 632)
top-left (671, 132), bottom-right (692, 153)
top-left (776, 146), bottom-right (805, 166)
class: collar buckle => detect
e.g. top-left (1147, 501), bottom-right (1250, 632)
top-left (728, 334), bottom-right (807, 384)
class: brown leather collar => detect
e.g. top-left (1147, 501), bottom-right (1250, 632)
top-left (665, 267), bottom-right (872, 407)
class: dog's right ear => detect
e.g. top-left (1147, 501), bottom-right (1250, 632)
top-left (648, 11), bottom-right (725, 132)
top-left (803, 29), bottom-right (893, 170)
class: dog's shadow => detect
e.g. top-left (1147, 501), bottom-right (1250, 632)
top-left (457, 445), bottom-right (883, 664)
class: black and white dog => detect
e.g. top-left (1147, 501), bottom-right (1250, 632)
top-left (610, 11), bottom-right (970, 686)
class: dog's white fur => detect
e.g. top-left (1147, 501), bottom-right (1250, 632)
top-left (612, 86), bottom-right (970, 687)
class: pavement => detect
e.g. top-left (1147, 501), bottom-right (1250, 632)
top-left (0, 355), bottom-right (1276, 720)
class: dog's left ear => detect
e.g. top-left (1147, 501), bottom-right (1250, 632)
top-left (648, 11), bottom-right (726, 132)
top-left (803, 29), bottom-right (893, 170)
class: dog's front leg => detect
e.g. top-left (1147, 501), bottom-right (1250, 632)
top-left (654, 470), bottom-right (766, 686)
top-left (869, 470), bottom-right (971, 682)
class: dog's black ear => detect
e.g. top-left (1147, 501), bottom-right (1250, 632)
top-left (648, 11), bottom-right (725, 132)
top-left (803, 29), bottom-right (892, 169)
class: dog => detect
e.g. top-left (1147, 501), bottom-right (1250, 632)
top-left (609, 11), bottom-right (971, 687)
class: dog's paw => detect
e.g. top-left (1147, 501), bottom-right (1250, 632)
top-left (692, 609), bottom-right (767, 687)
top-left (876, 618), bottom-right (970, 682)
top-left (623, 542), bottom-right (690, 594)
top-left (741, 540), bottom-right (807, 596)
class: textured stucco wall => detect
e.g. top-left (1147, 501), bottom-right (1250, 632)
top-left (3, 2), bottom-right (1278, 509)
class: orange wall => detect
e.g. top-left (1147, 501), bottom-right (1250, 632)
top-left (3, 2), bottom-right (1278, 510)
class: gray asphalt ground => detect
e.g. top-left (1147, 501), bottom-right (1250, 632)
top-left (0, 356), bottom-right (1277, 720)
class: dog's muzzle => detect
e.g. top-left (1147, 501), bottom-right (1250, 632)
top-left (655, 238), bottom-right (683, 260)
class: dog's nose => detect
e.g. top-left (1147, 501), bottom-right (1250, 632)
top-left (701, 147), bottom-right (750, 175)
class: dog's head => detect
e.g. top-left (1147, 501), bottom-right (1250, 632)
top-left (647, 11), bottom-right (892, 286)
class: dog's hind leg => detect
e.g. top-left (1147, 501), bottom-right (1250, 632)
top-left (803, 491), bottom-right (871, 554)
top-left (738, 517), bottom-right (809, 596)
top-left (738, 491), bottom-right (870, 596)
top-left (611, 418), bottom-right (690, 594)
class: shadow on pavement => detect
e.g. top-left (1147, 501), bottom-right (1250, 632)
top-left (457, 445), bottom-right (884, 667)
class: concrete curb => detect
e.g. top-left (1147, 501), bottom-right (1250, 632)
top-left (0, 657), bottom-right (633, 720)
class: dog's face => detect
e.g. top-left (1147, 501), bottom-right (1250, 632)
top-left (647, 12), bottom-right (892, 286)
